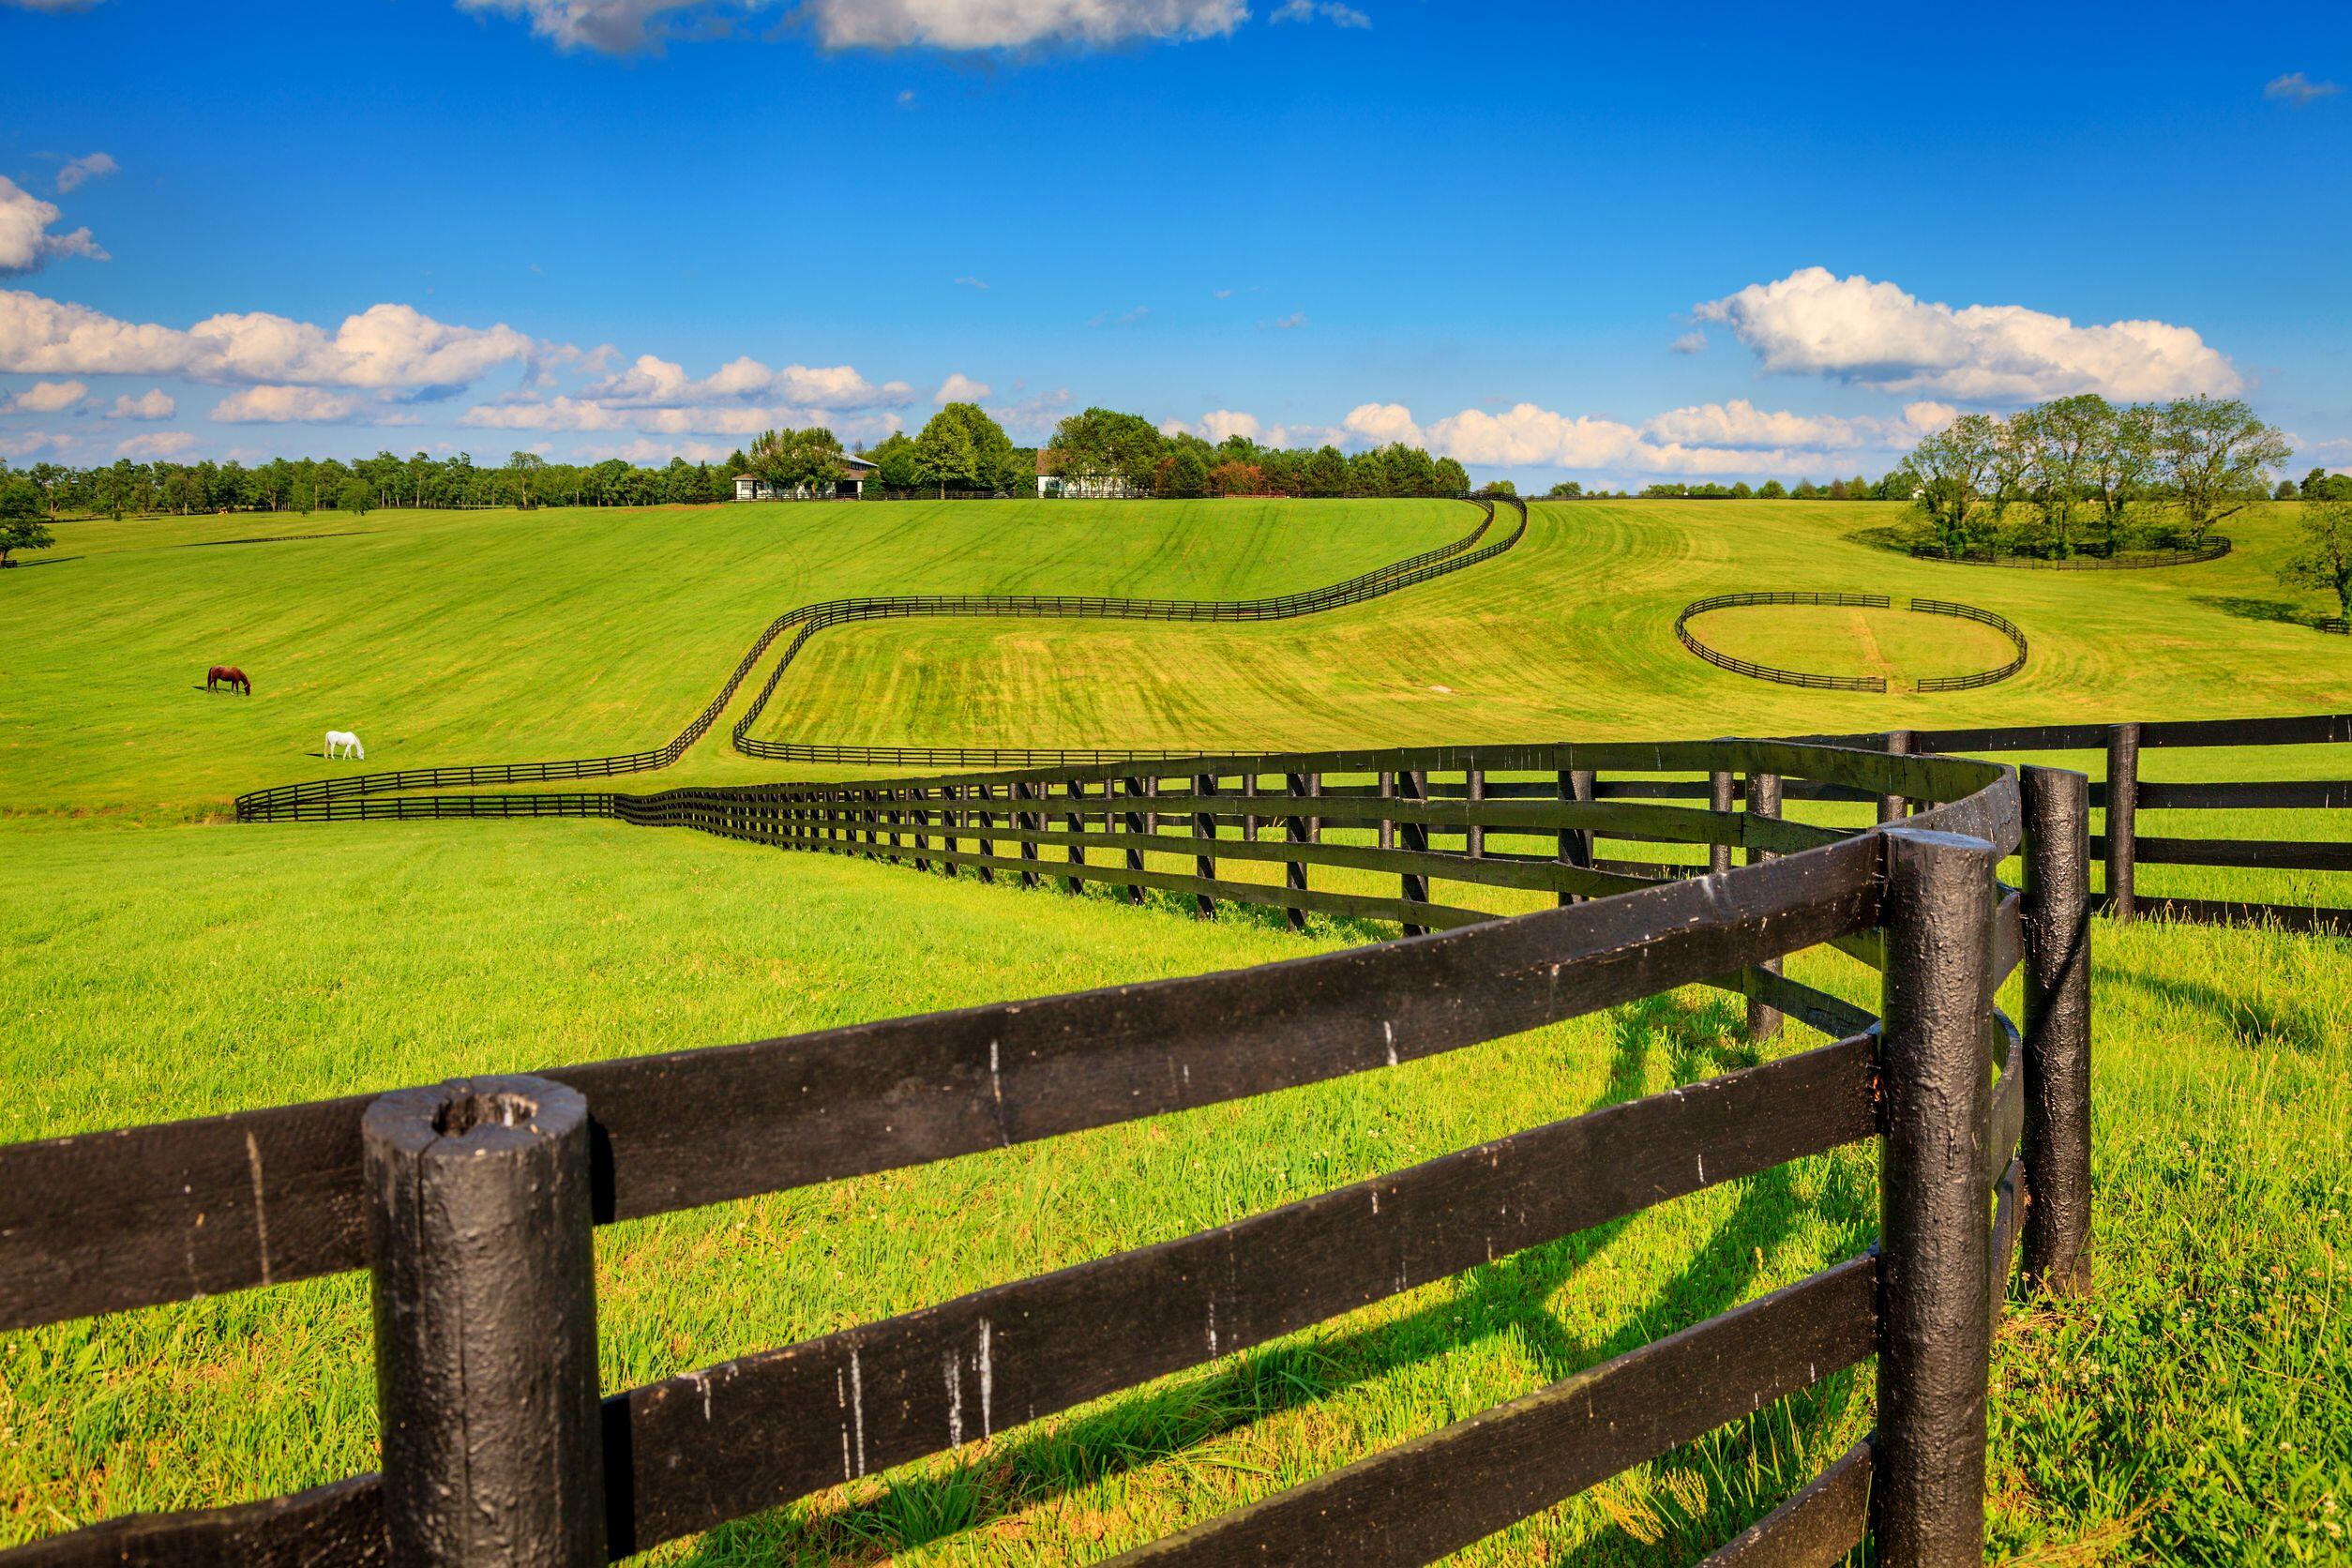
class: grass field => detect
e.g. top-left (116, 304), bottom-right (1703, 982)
top-left (1, 497), bottom-right (2347, 1562)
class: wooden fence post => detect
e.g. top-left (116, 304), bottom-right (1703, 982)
top-left (2104, 722), bottom-right (2139, 923)
top-left (940, 785), bottom-right (959, 879)
top-left (1244, 773), bottom-right (1259, 843)
top-left (1557, 767), bottom-right (1596, 907)
top-left (1285, 772), bottom-right (1311, 932)
top-left (1398, 769), bottom-right (1429, 936)
top-left (1708, 771), bottom-right (1735, 876)
top-left (911, 786), bottom-right (929, 873)
top-left (1016, 780), bottom-right (1040, 888)
top-left (2021, 766), bottom-right (2094, 1295)
top-left (974, 784), bottom-right (995, 884)
top-left (1465, 767), bottom-right (1485, 860)
top-left (1064, 779), bottom-right (1086, 896)
top-left (363, 1076), bottom-right (604, 1567)
top-left (1745, 770), bottom-right (1783, 1040)
top-left (1878, 729), bottom-right (1915, 824)
top-left (1194, 772), bottom-right (1217, 919)
top-left (1123, 776), bottom-right (1147, 906)
top-left (1875, 827), bottom-right (1998, 1568)
top-left (1379, 771), bottom-right (1396, 852)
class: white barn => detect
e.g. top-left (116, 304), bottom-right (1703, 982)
top-left (735, 452), bottom-right (880, 502)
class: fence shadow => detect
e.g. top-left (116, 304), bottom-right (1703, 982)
top-left (680, 991), bottom-right (1860, 1564)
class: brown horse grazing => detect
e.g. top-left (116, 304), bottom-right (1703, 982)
top-left (206, 665), bottom-right (251, 695)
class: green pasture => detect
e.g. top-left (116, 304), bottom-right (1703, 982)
top-left (0, 496), bottom-right (2348, 1561)
top-left (0, 497), bottom-right (1470, 818)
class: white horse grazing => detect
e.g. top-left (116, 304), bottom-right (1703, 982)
top-left (324, 730), bottom-right (366, 760)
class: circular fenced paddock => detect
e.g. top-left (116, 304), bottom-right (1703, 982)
top-left (1675, 591), bottom-right (2029, 695)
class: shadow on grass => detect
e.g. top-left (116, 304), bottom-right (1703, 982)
top-left (677, 992), bottom-right (1875, 1565)
top-left (2109, 963), bottom-right (2338, 1055)
top-left (2189, 595), bottom-right (2348, 633)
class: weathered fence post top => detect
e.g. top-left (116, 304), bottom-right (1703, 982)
top-left (363, 1075), bottom-right (605, 1568)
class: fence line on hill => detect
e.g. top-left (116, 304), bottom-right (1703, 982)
top-left (1672, 592), bottom-right (2030, 695)
top-left (233, 498), bottom-right (1524, 815)
top-left (2, 739), bottom-right (2096, 1568)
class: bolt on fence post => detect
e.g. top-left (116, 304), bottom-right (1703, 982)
top-left (1875, 827), bottom-right (1998, 1568)
top-left (1193, 772), bottom-right (1217, 918)
top-left (363, 1076), bottom-right (604, 1568)
top-left (1123, 776), bottom-right (1147, 906)
top-left (1878, 730), bottom-right (1915, 823)
top-left (1285, 771), bottom-right (1311, 933)
top-left (1744, 770), bottom-right (1784, 1040)
top-left (2020, 765), bottom-right (2094, 1295)
top-left (2103, 722), bottom-right (2139, 924)
top-left (1709, 771), bottom-right (1735, 876)
top-left (1398, 769), bottom-right (1429, 937)
top-left (1064, 779), bottom-right (1086, 895)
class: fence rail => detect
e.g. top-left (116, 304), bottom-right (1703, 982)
top-left (1674, 592), bottom-right (2029, 695)
top-left (234, 498), bottom-right (1524, 817)
top-left (3, 737), bottom-right (2093, 1568)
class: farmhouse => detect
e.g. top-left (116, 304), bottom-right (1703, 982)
top-left (1036, 448), bottom-right (1139, 499)
top-left (734, 452), bottom-right (879, 502)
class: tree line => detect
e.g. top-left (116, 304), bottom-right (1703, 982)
top-left (1901, 394), bottom-right (2291, 559)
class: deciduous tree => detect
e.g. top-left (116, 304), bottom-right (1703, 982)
top-left (2279, 497), bottom-right (2352, 624)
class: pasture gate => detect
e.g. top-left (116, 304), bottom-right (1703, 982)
top-left (6, 738), bottom-right (2095, 1567)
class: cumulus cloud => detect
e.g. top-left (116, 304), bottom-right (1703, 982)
top-left (0, 177), bottom-right (107, 276)
top-left (0, 430), bottom-right (73, 460)
top-left (1695, 266), bottom-right (2241, 402)
top-left (114, 430), bottom-right (196, 460)
top-left (1161, 409), bottom-right (1349, 448)
top-left (581, 352), bottom-right (908, 409)
top-left (453, 0), bottom-right (741, 53)
top-left (55, 152), bottom-right (118, 193)
top-left (576, 436), bottom-right (738, 463)
top-left (934, 372), bottom-right (991, 403)
top-left (1669, 330), bottom-right (1707, 355)
top-left (1352, 396), bottom-right (1957, 479)
top-left (0, 290), bottom-right (550, 389)
top-left (8, 377), bottom-right (86, 412)
top-left (460, 394), bottom-right (902, 437)
top-left (1342, 401), bottom-right (1425, 447)
top-left (211, 385), bottom-right (368, 423)
top-left (2265, 71), bottom-right (2341, 106)
top-left (107, 388), bottom-right (174, 419)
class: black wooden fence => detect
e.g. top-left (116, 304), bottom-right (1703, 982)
top-left (5, 738), bottom-right (2094, 1568)
top-left (1673, 593), bottom-right (2028, 695)
top-left (233, 498), bottom-right (1524, 816)
top-left (1906, 535), bottom-right (2233, 570)
top-left (1818, 714), bottom-right (2352, 939)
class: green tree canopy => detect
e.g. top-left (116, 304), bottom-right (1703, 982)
top-left (1048, 407), bottom-right (1165, 487)
top-left (912, 403), bottom-right (1021, 494)
top-left (748, 426), bottom-right (848, 497)
top-left (2279, 497), bottom-right (2352, 624)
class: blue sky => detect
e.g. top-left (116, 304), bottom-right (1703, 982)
top-left (3, 0), bottom-right (2347, 487)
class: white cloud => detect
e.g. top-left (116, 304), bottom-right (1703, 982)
top-left (0, 430), bottom-right (72, 459)
top-left (807, 0), bottom-right (1246, 51)
top-left (953, 275), bottom-right (988, 289)
top-left (934, 372), bottom-right (991, 403)
top-left (211, 385), bottom-right (367, 423)
top-left (0, 177), bottom-right (107, 276)
top-left (0, 289), bottom-right (548, 389)
top-left (1271, 0), bottom-right (1367, 24)
top-left (55, 152), bottom-right (118, 193)
top-left (582, 352), bottom-right (907, 408)
top-left (107, 387), bottom-right (174, 419)
top-left (114, 430), bottom-right (197, 460)
top-left (1263, 311), bottom-right (1307, 330)
top-left (2265, 71), bottom-right (2342, 106)
top-left (463, 0), bottom-right (1251, 53)
top-left (461, 395), bottom-right (901, 438)
top-left (1669, 330), bottom-right (1707, 355)
top-left (575, 436), bottom-right (738, 463)
top-left (1356, 396), bottom-right (1954, 479)
top-left (1342, 401), bottom-right (1425, 447)
top-left (8, 377), bottom-right (85, 412)
top-left (1694, 266), bottom-right (2241, 402)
